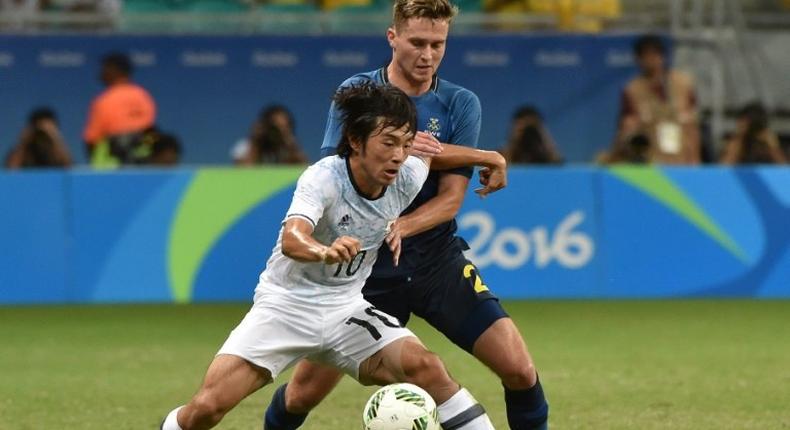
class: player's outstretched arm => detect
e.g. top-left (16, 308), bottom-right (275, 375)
top-left (415, 137), bottom-right (507, 197)
top-left (282, 218), bottom-right (361, 264)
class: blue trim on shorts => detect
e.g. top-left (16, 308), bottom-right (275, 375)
top-left (453, 298), bottom-right (508, 353)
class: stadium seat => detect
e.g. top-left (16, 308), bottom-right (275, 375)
top-left (452, 0), bottom-right (482, 13)
top-left (123, 0), bottom-right (175, 13)
top-left (326, 5), bottom-right (390, 34)
top-left (177, 0), bottom-right (250, 12)
top-left (255, 2), bottom-right (318, 34)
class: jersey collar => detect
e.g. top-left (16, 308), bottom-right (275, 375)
top-left (379, 67), bottom-right (439, 93)
top-left (345, 156), bottom-right (387, 201)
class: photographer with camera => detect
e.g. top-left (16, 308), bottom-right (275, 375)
top-left (720, 103), bottom-right (787, 165)
top-left (5, 107), bottom-right (72, 169)
top-left (614, 35), bottom-right (700, 165)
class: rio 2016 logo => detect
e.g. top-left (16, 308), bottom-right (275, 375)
top-left (458, 210), bottom-right (595, 270)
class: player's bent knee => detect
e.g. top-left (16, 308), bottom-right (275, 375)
top-left (402, 351), bottom-right (450, 387)
top-left (499, 361), bottom-right (537, 390)
top-left (190, 391), bottom-right (232, 425)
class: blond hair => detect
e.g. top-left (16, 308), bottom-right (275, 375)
top-left (392, 0), bottom-right (458, 29)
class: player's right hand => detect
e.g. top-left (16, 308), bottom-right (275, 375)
top-left (322, 236), bottom-right (362, 264)
top-left (475, 152), bottom-right (508, 197)
top-left (410, 131), bottom-right (443, 158)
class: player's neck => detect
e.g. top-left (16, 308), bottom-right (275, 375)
top-left (386, 63), bottom-right (432, 97)
top-left (347, 156), bottom-right (385, 200)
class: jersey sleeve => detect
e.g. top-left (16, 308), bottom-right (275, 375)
top-left (320, 75), bottom-right (375, 158)
top-left (82, 97), bottom-right (105, 144)
top-left (285, 165), bottom-right (332, 227)
top-left (397, 156), bottom-right (431, 206)
top-left (446, 89), bottom-right (482, 178)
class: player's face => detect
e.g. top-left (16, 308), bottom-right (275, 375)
top-left (388, 17), bottom-right (449, 85)
top-left (354, 122), bottom-right (414, 191)
top-left (638, 49), bottom-right (665, 76)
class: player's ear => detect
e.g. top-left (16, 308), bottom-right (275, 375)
top-left (349, 137), bottom-right (363, 154)
top-left (386, 27), bottom-right (396, 48)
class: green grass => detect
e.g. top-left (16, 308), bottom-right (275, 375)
top-left (1, 301), bottom-right (789, 429)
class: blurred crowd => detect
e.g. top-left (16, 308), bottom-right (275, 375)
top-left (4, 35), bottom-right (789, 170)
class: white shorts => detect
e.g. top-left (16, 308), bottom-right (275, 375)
top-left (216, 289), bottom-right (415, 380)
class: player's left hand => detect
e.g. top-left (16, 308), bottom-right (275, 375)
top-left (411, 131), bottom-right (443, 158)
top-left (475, 152), bottom-right (507, 197)
top-left (385, 220), bottom-right (402, 267)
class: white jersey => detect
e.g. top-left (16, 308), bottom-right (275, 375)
top-left (256, 155), bottom-right (429, 305)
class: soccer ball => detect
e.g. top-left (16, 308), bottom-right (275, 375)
top-left (362, 383), bottom-right (441, 430)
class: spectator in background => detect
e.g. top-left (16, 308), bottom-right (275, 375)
top-left (83, 51), bottom-right (156, 166)
top-left (231, 105), bottom-right (307, 165)
top-left (500, 105), bottom-right (562, 164)
top-left (613, 34), bottom-right (700, 164)
top-left (5, 107), bottom-right (72, 169)
top-left (720, 102), bottom-right (787, 165)
top-left (148, 132), bottom-right (182, 166)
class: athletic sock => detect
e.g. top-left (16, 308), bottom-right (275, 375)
top-left (504, 376), bottom-right (549, 430)
top-left (160, 406), bottom-right (184, 430)
top-left (263, 384), bottom-right (309, 430)
top-left (437, 388), bottom-right (495, 430)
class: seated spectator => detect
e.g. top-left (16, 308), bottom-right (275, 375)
top-left (5, 107), bottom-right (72, 169)
top-left (231, 105), bottom-right (307, 165)
top-left (613, 34), bottom-right (700, 164)
top-left (720, 103), bottom-right (787, 165)
top-left (500, 106), bottom-right (562, 164)
top-left (83, 51), bottom-right (156, 166)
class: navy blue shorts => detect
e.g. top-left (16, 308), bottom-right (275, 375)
top-left (362, 251), bottom-right (508, 353)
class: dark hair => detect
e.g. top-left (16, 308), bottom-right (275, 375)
top-left (738, 102), bottom-right (769, 136)
top-left (28, 107), bottom-right (57, 127)
top-left (334, 81), bottom-right (417, 158)
top-left (152, 133), bottom-right (181, 156)
top-left (633, 35), bottom-right (666, 58)
top-left (508, 125), bottom-right (560, 164)
top-left (259, 105), bottom-right (295, 132)
top-left (512, 105), bottom-right (542, 122)
top-left (102, 52), bottom-right (133, 76)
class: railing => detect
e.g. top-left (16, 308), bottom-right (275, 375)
top-left (2, 1), bottom-right (789, 34)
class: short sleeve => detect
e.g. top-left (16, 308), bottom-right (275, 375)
top-left (320, 75), bottom-right (376, 158)
top-left (446, 89), bottom-right (482, 178)
top-left (285, 165), bottom-right (331, 227)
top-left (82, 98), bottom-right (104, 144)
top-left (398, 156), bottom-right (430, 204)
top-left (320, 100), bottom-right (343, 158)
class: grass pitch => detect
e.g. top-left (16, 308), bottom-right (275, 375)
top-left (1, 300), bottom-right (788, 429)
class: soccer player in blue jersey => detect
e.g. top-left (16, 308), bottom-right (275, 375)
top-left (263, 0), bottom-right (549, 429)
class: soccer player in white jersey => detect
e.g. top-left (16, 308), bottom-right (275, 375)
top-left (159, 82), bottom-right (508, 430)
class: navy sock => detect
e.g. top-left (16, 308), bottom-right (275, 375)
top-left (504, 377), bottom-right (549, 430)
top-left (263, 384), bottom-right (308, 430)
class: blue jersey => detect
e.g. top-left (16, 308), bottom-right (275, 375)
top-left (320, 68), bottom-right (482, 278)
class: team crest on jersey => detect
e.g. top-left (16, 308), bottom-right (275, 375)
top-left (426, 117), bottom-right (441, 137)
top-left (338, 214), bottom-right (352, 230)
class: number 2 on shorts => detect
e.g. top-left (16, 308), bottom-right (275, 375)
top-left (463, 264), bottom-right (489, 293)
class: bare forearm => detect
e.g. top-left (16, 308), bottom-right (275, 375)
top-left (5, 146), bottom-right (24, 169)
top-left (720, 139), bottom-right (741, 165)
top-left (431, 144), bottom-right (505, 171)
top-left (52, 139), bottom-right (72, 166)
top-left (282, 224), bottom-right (327, 263)
top-left (399, 196), bottom-right (460, 238)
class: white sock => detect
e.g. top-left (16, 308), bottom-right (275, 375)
top-left (161, 406), bottom-right (184, 430)
top-left (437, 388), bottom-right (495, 430)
